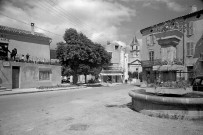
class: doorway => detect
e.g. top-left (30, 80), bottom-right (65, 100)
top-left (12, 66), bottom-right (20, 89)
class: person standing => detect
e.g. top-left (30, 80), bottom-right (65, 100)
top-left (10, 48), bottom-right (17, 61)
top-left (26, 53), bottom-right (30, 62)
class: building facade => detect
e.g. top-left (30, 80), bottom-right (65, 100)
top-left (100, 41), bottom-right (128, 83)
top-left (128, 36), bottom-right (142, 74)
top-left (0, 24), bottom-right (61, 89)
top-left (140, 9), bottom-right (203, 84)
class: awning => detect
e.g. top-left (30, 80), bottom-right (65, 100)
top-left (100, 73), bottom-right (123, 76)
top-left (153, 65), bottom-right (184, 71)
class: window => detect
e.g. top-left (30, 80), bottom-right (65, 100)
top-left (186, 42), bottom-right (194, 56)
top-left (187, 21), bottom-right (193, 36)
top-left (149, 51), bottom-right (154, 61)
top-left (0, 43), bottom-right (9, 59)
top-left (39, 71), bottom-right (51, 80)
top-left (146, 35), bottom-right (154, 46)
top-left (150, 35), bottom-right (154, 45)
top-left (115, 45), bottom-right (119, 50)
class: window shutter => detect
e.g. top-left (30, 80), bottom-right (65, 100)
top-left (152, 51), bottom-right (154, 61)
top-left (187, 42), bottom-right (190, 56)
top-left (191, 42), bottom-right (194, 56)
top-left (187, 22), bottom-right (189, 36)
top-left (190, 22), bottom-right (193, 35)
top-left (149, 51), bottom-right (151, 60)
top-left (152, 34), bottom-right (155, 44)
top-left (188, 22), bottom-right (193, 36)
top-left (150, 35), bottom-right (152, 45)
top-left (146, 36), bottom-right (150, 46)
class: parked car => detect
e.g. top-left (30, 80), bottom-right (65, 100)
top-left (192, 75), bottom-right (203, 92)
top-left (61, 76), bottom-right (70, 83)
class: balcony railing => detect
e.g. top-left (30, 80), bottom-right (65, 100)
top-left (141, 59), bottom-right (183, 67)
top-left (0, 54), bottom-right (60, 65)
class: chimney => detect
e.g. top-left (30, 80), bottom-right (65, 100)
top-left (31, 23), bottom-right (34, 35)
top-left (190, 5), bottom-right (197, 13)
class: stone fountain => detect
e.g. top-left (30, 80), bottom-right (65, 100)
top-left (129, 85), bottom-right (203, 120)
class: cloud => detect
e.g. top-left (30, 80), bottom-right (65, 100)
top-left (165, 1), bottom-right (186, 12)
top-left (142, 2), bottom-right (159, 10)
top-left (0, 0), bottom-right (136, 47)
top-left (141, 0), bottom-right (186, 12)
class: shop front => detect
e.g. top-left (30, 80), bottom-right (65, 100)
top-left (100, 70), bottom-right (123, 83)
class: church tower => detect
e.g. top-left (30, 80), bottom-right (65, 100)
top-left (128, 36), bottom-right (142, 74)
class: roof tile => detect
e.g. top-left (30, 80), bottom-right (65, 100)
top-left (0, 25), bottom-right (51, 40)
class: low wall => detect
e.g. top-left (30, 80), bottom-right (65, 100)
top-left (129, 89), bottom-right (203, 120)
top-left (0, 60), bottom-right (61, 89)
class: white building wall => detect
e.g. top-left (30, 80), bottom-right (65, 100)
top-left (124, 53), bottom-right (129, 80)
top-left (8, 39), bottom-right (50, 60)
top-left (120, 49), bottom-right (125, 69)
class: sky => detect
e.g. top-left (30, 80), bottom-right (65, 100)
top-left (0, 0), bottom-right (203, 49)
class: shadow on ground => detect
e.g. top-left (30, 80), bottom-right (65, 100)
top-left (105, 102), bottom-right (135, 111)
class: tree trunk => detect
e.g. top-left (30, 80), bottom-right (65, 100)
top-left (85, 74), bottom-right (87, 84)
top-left (73, 72), bottom-right (78, 84)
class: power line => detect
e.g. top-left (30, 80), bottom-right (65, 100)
top-left (0, 12), bottom-right (63, 37)
top-left (43, 0), bottom-right (107, 40)
top-left (38, 0), bottom-right (80, 28)
top-left (37, 0), bottom-right (101, 39)
top-left (47, 0), bottom-right (94, 31)
top-left (0, 0), bottom-right (122, 43)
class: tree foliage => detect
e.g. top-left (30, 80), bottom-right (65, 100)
top-left (56, 28), bottom-right (111, 84)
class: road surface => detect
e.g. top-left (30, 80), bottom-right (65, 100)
top-left (0, 84), bottom-right (202, 135)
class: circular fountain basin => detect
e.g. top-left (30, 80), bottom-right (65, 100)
top-left (129, 89), bottom-right (203, 120)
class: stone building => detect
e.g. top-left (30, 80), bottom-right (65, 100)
top-left (100, 41), bottom-right (128, 83)
top-left (0, 24), bottom-right (61, 89)
top-left (140, 8), bottom-right (203, 84)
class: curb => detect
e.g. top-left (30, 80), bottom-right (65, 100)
top-left (0, 86), bottom-right (87, 96)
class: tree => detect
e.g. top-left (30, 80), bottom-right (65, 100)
top-left (56, 28), bottom-right (111, 84)
top-left (61, 66), bottom-right (73, 77)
